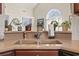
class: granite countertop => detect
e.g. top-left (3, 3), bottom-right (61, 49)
top-left (0, 39), bottom-right (79, 54)
top-left (4, 31), bottom-right (71, 34)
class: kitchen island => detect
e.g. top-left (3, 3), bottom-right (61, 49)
top-left (0, 38), bottom-right (79, 56)
top-left (1, 31), bottom-right (79, 56)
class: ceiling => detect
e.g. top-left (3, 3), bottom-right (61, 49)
top-left (4, 3), bottom-right (38, 9)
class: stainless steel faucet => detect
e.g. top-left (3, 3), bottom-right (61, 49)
top-left (34, 32), bottom-right (41, 47)
top-left (34, 32), bottom-right (41, 40)
top-left (23, 32), bottom-right (27, 40)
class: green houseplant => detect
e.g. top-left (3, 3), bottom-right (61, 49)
top-left (8, 18), bottom-right (22, 31)
top-left (61, 20), bottom-right (71, 31)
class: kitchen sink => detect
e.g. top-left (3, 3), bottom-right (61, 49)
top-left (15, 40), bottom-right (62, 45)
top-left (40, 40), bottom-right (62, 44)
top-left (15, 40), bottom-right (37, 44)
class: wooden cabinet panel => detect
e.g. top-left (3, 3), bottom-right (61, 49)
top-left (74, 3), bottom-right (79, 15)
top-left (0, 3), bottom-right (2, 14)
top-left (59, 49), bottom-right (79, 56)
top-left (0, 50), bottom-right (15, 56)
top-left (15, 49), bottom-right (58, 56)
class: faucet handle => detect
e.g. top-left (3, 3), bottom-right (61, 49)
top-left (23, 32), bottom-right (27, 40)
top-left (34, 33), bottom-right (38, 38)
top-left (35, 32), bottom-right (41, 39)
top-left (23, 32), bottom-right (25, 39)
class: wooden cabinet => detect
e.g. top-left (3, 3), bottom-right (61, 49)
top-left (74, 3), bottom-right (79, 15)
top-left (0, 3), bottom-right (2, 14)
top-left (0, 50), bottom-right (15, 56)
top-left (15, 49), bottom-right (59, 56)
top-left (59, 49), bottom-right (79, 56)
top-left (0, 49), bottom-right (79, 56)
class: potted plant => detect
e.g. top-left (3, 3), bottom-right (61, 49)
top-left (8, 18), bottom-right (22, 31)
top-left (8, 21), bottom-right (12, 31)
top-left (12, 18), bottom-right (22, 31)
top-left (61, 20), bottom-right (71, 31)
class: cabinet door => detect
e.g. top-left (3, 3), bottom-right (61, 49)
top-left (59, 50), bottom-right (79, 56)
top-left (0, 50), bottom-right (15, 56)
top-left (0, 3), bottom-right (2, 14)
top-left (15, 50), bottom-right (58, 56)
top-left (74, 3), bottom-right (79, 13)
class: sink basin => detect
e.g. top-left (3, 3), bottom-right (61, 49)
top-left (15, 40), bottom-right (37, 44)
top-left (40, 40), bottom-right (62, 44)
top-left (15, 40), bottom-right (62, 45)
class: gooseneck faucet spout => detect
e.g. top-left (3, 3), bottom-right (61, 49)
top-left (34, 32), bottom-right (41, 40)
top-left (34, 32), bottom-right (41, 47)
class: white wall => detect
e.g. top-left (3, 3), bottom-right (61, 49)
top-left (0, 4), bottom-right (5, 40)
top-left (71, 15), bottom-right (79, 40)
top-left (0, 15), bottom-right (4, 40)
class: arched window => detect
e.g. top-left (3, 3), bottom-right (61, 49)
top-left (45, 9), bottom-right (63, 31)
top-left (46, 9), bottom-right (61, 19)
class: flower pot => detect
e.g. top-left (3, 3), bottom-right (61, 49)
top-left (8, 25), bottom-right (12, 31)
top-left (62, 26), bottom-right (68, 31)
